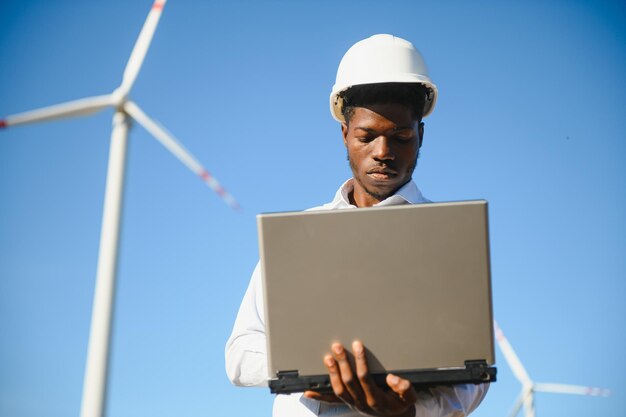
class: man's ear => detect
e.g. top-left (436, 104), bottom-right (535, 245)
top-left (418, 122), bottom-right (425, 149)
top-left (341, 122), bottom-right (349, 147)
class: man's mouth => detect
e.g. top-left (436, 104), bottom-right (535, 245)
top-left (367, 167), bottom-right (398, 180)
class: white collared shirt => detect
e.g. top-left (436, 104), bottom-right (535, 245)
top-left (313, 178), bottom-right (430, 211)
top-left (225, 179), bottom-right (488, 416)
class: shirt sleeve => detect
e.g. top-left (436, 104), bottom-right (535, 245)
top-left (225, 262), bottom-right (269, 387)
top-left (414, 383), bottom-right (490, 417)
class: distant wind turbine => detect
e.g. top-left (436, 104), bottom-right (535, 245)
top-left (494, 321), bottom-right (610, 417)
top-left (0, 1), bottom-right (239, 417)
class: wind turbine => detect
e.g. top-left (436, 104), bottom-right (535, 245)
top-left (494, 321), bottom-right (610, 417)
top-left (0, 1), bottom-right (239, 417)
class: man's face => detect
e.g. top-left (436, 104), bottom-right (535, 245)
top-left (342, 103), bottom-right (423, 207)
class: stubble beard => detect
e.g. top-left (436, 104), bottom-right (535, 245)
top-left (347, 150), bottom-right (419, 202)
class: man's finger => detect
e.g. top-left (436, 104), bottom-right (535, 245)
top-left (353, 340), bottom-right (384, 412)
top-left (331, 342), bottom-right (366, 406)
top-left (324, 354), bottom-right (353, 404)
top-left (302, 391), bottom-right (343, 403)
top-left (386, 373), bottom-right (418, 405)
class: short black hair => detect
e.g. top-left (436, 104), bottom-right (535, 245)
top-left (339, 82), bottom-right (428, 123)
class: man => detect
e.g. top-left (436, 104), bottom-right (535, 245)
top-left (225, 34), bottom-right (489, 416)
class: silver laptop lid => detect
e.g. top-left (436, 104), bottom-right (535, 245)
top-left (257, 200), bottom-right (494, 379)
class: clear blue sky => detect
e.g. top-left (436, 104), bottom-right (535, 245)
top-left (1, 1), bottom-right (624, 416)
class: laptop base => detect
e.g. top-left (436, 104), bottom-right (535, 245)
top-left (270, 360), bottom-right (496, 394)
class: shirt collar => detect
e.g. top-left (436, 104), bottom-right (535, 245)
top-left (330, 178), bottom-right (429, 209)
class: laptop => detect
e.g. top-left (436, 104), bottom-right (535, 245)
top-left (257, 200), bottom-right (496, 394)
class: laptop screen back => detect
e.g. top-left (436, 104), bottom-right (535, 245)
top-left (257, 200), bottom-right (494, 380)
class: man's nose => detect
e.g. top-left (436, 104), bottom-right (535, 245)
top-left (372, 136), bottom-right (394, 160)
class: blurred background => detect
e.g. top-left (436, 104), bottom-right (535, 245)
top-left (1, 0), bottom-right (624, 416)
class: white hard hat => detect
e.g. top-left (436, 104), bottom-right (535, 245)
top-left (330, 34), bottom-right (438, 122)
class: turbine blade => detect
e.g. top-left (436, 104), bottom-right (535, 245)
top-left (507, 391), bottom-right (525, 417)
top-left (494, 321), bottom-right (533, 385)
top-left (118, 0), bottom-right (167, 95)
top-left (1, 95), bottom-right (113, 129)
top-left (124, 101), bottom-right (240, 210)
top-left (523, 388), bottom-right (535, 417)
top-left (534, 383), bottom-right (611, 397)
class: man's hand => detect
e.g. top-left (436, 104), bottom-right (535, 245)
top-left (303, 340), bottom-right (417, 417)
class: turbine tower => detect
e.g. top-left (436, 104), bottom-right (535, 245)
top-left (494, 321), bottom-right (610, 417)
top-left (0, 1), bottom-right (239, 417)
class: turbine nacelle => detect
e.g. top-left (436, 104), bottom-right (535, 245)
top-left (111, 88), bottom-right (127, 110)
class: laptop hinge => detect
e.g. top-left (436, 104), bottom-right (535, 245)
top-left (464, 359), bottom-right (494, 382)
top-left (276, 370), bottom-right (299, 379)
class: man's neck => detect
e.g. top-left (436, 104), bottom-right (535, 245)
top-left (348, 191), bottom-right (378, 208)
top-left (349, 182), bottom-right (385, 208)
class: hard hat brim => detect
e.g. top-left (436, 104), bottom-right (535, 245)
top-left (329, 80), bottom-right (438, 123)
